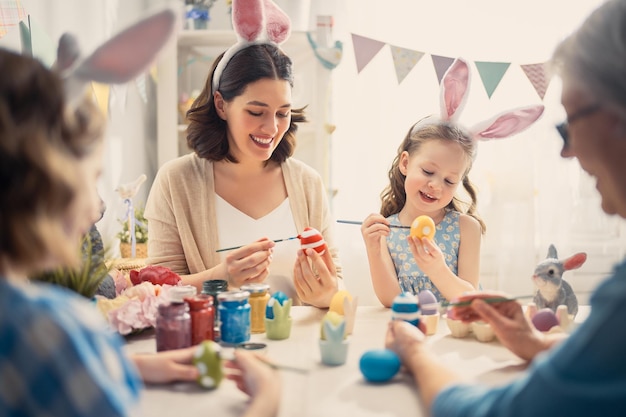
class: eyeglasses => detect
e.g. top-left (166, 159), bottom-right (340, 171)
top-left (555, 103), bottom-right (602, 147)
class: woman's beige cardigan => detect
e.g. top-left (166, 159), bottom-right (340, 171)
top-left (145, 153), bottom-right (342, 282)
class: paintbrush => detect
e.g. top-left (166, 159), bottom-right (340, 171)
top-left (442, 294), bottom-right (535, 308)
top-left (216, 236), bottom-right (298, 253)
top-left (337, 220), bottom-right (410, 229)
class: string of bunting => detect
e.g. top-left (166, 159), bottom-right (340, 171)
top-left (351, 33), bottom-right (551, 100)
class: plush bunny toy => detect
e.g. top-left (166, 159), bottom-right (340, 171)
top-left (532, 244), bottom-right (587, 317)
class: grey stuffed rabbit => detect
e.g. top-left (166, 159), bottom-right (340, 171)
top-left (532, 244), bottom-right (587, 317)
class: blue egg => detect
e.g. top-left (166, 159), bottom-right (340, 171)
top-left (265, 291), bottom-right (289, 319)
top-left (359, 349), bottom-right (401, 383)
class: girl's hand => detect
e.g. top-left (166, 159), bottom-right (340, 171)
top-left (132, 346), bottom-right (200, 384)
top-left (293, 248), bottom-right (338, 308)
top-left (223, 238), bottom-right (275, 288)
top-left (360, 213), bottom-right (390, 252)
top-left (407, 236), bottom-right (447, 277)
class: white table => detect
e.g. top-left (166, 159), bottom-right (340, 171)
top-left (125, 306), bottom-right (587, 417)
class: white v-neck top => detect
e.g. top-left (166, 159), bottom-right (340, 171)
top-left (215, 195), bottom-right (301, 303)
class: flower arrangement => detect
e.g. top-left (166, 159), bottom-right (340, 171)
top-left (96, 266), bottom-right (182, 335)
top-left (117, 205), bottom-right (148, 244)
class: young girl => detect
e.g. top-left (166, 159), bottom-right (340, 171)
top-left (361, 59), bottom-right (544, 307)
top-left (361, 120), bottom-right (484, 306)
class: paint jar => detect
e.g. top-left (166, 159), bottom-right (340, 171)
top-left (156, 302), bottom-right (191, 352)
top-left (202, 279), bottom-right (228, 341)
top-left (185, 294), bottom-right (215, 344)
top-left (241, 283), bottom-right (270, 334)
top-left (217, 290), bottom-right (251, 345)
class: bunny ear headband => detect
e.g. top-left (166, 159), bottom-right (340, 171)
top-left (413, 58), bottom-right (545, 140)
top-left (56, 9), bottom-right (176, 106)
top-left (211, 0), bottom-right (291, 93)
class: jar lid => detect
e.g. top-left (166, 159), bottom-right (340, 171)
top-left (202, 279), bottom-right (229, 292)
top-left (240, 283), bottom-right (270, 294)
top-left (185, 294), bottom-right (214, 308)
top-left (217, 290), bottom-right (250, 302)
top-left (169, 285), bottom-right (197, 303)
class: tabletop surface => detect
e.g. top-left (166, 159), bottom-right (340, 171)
top-left (124, 305), bottom-right (588, 417)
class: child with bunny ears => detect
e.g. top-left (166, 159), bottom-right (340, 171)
top-left (145, 0), bottom-right (342, 308)
top-left (361, 58), bottom-right (544, 306)
top-left (0, 10), bottom-right (280, 417)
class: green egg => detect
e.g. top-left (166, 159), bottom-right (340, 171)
top-left (192, 340), bottom-right (223, 389)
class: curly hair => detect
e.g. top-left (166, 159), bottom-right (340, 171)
top-left (0, 49), bottom-right (105, 272)
top-left (186, 43), bottom-right (306, 163)
top-left (380, 120), bottom-right (486, 233)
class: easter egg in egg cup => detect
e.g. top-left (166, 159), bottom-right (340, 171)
top-left (329, 290), bottom-right (359, 335)
top-left (193, 340), bottom-right (224, 389)
top-left (319, 311), bottom-right (349, 366)
top-left (417, 290), bottom-right (439, 335)
top-left (265, 292), bottom-right (293, 340)
top-left (297, 227), bottom-right (327, 255)
top-left (410, 215), bottom-right (436, 240)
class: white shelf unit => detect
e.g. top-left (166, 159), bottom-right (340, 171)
top-left (156, 29), bottom-right (333, 191)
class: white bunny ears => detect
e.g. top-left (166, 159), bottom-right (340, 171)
top-left (413, 58), bottom-right (545, 140)
top-left (57, 9), bottom-right (176, 106)
top-left (211, 0), bottom-right (291, 93)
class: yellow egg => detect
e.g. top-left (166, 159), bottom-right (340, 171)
top-left (329, 290), bottom-right (353, 315)
top-left (410, 215), bottom-right (436, 240)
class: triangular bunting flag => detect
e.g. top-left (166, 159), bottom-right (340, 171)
top-left (0, 0), bottom-right (26, 39)
top-left (475, 61), bottom-right (510, 98)
top-left (91, 82), bottom-right (110, 119)
top-left (19, 19), bottom-right (31, 56)
top-left (389, 45), bottom-right (424, 84)
top-left (136, 73), bottom-right (148, 104)
top-left (351, 33), bottom-right (386, 73)
top-left (521, 62), bottom-right (551, 100)
top-left (431, 55), bottom-right (455, 84)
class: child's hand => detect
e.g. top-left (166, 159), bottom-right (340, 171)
top-left (132, 346), bottom-right (200, 384)
top-left (407, 236), bottom-right (447, 277)
top-left (360, 213), bottom-right (390, 252)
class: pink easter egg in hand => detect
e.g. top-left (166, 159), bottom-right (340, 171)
top-left (298, 227), bottom-right (327, 255)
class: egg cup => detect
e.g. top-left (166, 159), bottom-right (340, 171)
top-left (444, 314), bottom-right (471, 338)
top-left (265, 316), bottom-right (292, 340)
top-left (471, 321), bottom-right (496, 342)
top-left (421, 313), bottom-right (439, 336)
top-left (319, 339), bottom-right (349, 366)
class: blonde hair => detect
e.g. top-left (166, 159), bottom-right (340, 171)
top-left (380, 121), bottom-right (486, 233)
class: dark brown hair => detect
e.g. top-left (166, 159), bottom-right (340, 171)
top-left (0, 48), bottom-right (104, 272)
top-left (186, 43), bottom-right (306, 163)
top-left (380, 121), bottom-right (486, 233)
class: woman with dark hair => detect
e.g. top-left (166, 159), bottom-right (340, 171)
top-left (145, 40), bottom-right (342, 307)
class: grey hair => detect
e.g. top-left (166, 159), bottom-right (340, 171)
top-left (551, 0), bottom-right (626, 120)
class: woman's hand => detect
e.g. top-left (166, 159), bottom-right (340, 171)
top-left (223, 238), bottom-right (275, 288)
top-left (224, 350), bottom-right (281, 417)
top-left (385, 320), bottom-right (427, 371)
top-left (293, 248), bottom-right (338, 308)
top-left (407, 236), bottom-right (448, 278)
top-left (131, 346), bottom-right (199, 384)
top-left (360, 213), bottom-right (390, 253)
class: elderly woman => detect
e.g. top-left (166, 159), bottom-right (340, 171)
top-left (384, 1), bottom-right (626, 416)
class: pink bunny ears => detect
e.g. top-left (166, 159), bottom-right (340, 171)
top-left (413, 58), bottom-right (545, 141)
top-left (57, 9), bottom-right (175, 106)
top-left (211, 0), bottom-right (291, 93)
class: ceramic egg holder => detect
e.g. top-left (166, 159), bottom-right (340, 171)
top-left (444, 314), bottom-right (496, 342)
top-left (265, 297), bottom-right (293, 340)
top-left (319, 316), bottom-right (349, 366)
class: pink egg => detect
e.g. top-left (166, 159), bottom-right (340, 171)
top-left (297, 227), bottom-right (327, 255)
top-left (531, 308), bottom-right (559, 332)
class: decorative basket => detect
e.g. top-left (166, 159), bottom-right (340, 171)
top-left (120, 242), bottom-right (148, 259)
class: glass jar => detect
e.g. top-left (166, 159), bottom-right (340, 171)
top-left (217, 290), bottom-right (251, 345)
top-left (156, 302), bottom-right (191, 352)
top-left (240, 283), bottom-right (270, 334)
top-left (169, 285), bottom-right (197, 303)
top-left (185, 294), bottom-right (215, 344)
top-left (202, 279), bottom-right (228, 341)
